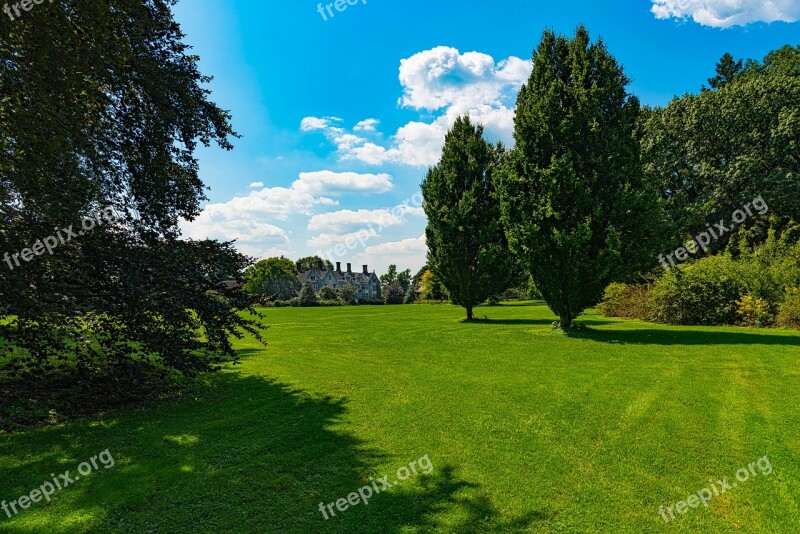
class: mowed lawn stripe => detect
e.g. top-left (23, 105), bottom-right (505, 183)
top-left (1, 302), bottom-right (798, 532)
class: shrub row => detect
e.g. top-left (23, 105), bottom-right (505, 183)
top-left (598, 248), bottom-right (800, 328)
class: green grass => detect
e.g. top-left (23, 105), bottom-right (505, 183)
top-left (1, 302), bottom-right (799, 532)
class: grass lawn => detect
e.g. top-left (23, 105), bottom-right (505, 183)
top-left (1, 302), bottom-right (799, 532)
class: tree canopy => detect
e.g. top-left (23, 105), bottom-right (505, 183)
top-left (243, 257), bottom-right (300, 301)
top-left (0, 0), bottom-right (263, 381)
top-left (422, 115), bottom-right (515, 320)
top-left (495, 26), bottom-right (666, 328)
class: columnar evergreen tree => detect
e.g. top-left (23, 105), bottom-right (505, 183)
top-left (495, 26), bottom-right (666, 328)
top-left (422, 115), bottom-right (516, 320)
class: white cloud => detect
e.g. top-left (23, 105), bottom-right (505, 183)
top-left (354, 118), bottom-right (380, 132)
top-left (180, 170), bottom-right (395, 258)
top-left (353, 234), bottom-right (428, 274)
top-left (301, 116), bottom-right (343, 132)
top-left (295, 171), bottom-right (394, 195)
top-left (308, 209), bottom-right (401, 233)
top-left (651, 0), bottom-right (800, 27)
top-left (363, 234), bottom-right (427, 256)
top-left (249, 181), bottom-right (264, 188)
top-left (307, 228), bottom-right (380, 249)
top-left (308, 205), bottom-right (424, 233)
top-left (300, 47), bottom-right (531, 167)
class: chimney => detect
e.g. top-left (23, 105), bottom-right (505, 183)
top-left (346, 263), bottom-right (352, 273)
top-left (317, 259), bottom-right (324, 271)
top-left (363, 264), bottom-right (368, 275)
top-left (296, 261), bottom-right (302, 273)
top-left (336, 262), bottom-right (341, 272)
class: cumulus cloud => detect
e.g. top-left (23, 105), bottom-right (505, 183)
top-left (651, 0), bottom-right (800, 27)
top-left (308, 205), bottom-right (424, 233)
top-left (353, 234), bottom-right (428, 274)
top-left (249, 181), bottom-right (264, 188)
top-left (307, 228), bottom-right (380, 249)
top-left (301, 116), bottom-right (343, 132)
top-left (295, 171), bottom-right (394, 195)
top-left (180, 170), bottom-right (395, 258)
top-left (354, 118), bottom-right (380, 132)
top-left (300, 47), bottom-right (531, 167)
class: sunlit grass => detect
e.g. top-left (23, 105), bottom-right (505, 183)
top-left (1, 302), bottom-right (799, 532)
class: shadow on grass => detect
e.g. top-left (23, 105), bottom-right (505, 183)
top-left (566, 327), bottom-right (800, 346)
top-left (465, 317), bottom-right (615, 327)
top-left (0, 372), bottom-right (547, 532)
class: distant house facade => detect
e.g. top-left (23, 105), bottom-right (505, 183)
top-left (297, 261), bottom-right (380, 301)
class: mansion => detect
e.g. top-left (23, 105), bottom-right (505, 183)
top-left (297, 261), bottom-right (380, 301)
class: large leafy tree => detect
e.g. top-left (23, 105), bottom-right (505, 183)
top-left (297, 256), bottom-right (333, 271)
top-left (495, 27), bottom-right (666, 328)
top-left (422, 115), bottom-right (515, 320)
top-left (243, 257), bottom-right (300, 301)
top-left (0, 1), bottom-right (263, 381)
top-left (643, 45), bottom-right (800, 252)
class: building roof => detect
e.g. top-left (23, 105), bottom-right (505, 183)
top-left (297, 267), bottom-right (378, 284)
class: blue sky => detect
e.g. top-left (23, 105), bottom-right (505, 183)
top-left (174, 0), bottom-right (800, 274)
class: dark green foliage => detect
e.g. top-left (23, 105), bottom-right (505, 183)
top-left (643, 47), bottom-right (800, 251)
top-left (384, 282), bottom-right (405, 305)
top-left (403, 285), bottom-right (418, 304)
top-left (705, 53), bottom-right (743, 90)
top-left (243, 257), bottom-right (300, 301)
top-left (422, 115), bottom-right (516, 320)
top-left (597, 283), bottom-right (652, 320)
top-left (648, 256), bottom-right (747, 325)
top-left (397, 269), bottom-right (412, 293)
top-left (338, 284), bottom-right (358, 304)
top-left (0, 1), bottom-right (264, 382)
top-left (380, 265), bottom-right (398, 285)
top-left (299, 282), bottom-right (319, 306)
top-left (495, 26), bottom-right (667, 328)
top-left (380, 264), bottom-right (411, 292)
top-left (777, 290), bottom-right (800, 328)
top-left (297, 256), bottom-right (333, 271)
top-left (420, 269), bottom-right (450, 301)
top-left (317, 286), bottom-right (339, 301)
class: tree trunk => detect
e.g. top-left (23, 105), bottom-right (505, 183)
top-left (560, 312), bottom-right (572, 329)
top-left (466, 306), bottom-right (474, 321)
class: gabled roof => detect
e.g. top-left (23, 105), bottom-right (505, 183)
top-left (298, 267), bottom-right (379, 284)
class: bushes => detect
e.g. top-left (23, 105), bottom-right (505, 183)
top-left (736, 294), bottom-right (774, 327)
top-left (317, 286), bottom-right (339, 300)
top-left (338, 284), bottom-right (358, 304)
top-left (299, 282), bottom-right (319, 306)
top-left (648, 256), bottom-right (746, 325)
top-left (597, 283), bottom-right (651, 319)
top-left (384, 283), bottom-right (405, 304)
top-left (777, 290), bottom-right (800, 328)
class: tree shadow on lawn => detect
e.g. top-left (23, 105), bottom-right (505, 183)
top-left (465, 317), bottom-right (615, 327)
top-left (0, 373), bottom-right (549, 532)
top-left (565, 326), bottom-right (800, 346)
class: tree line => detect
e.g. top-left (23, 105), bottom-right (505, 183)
top-left (423, 26), bottom-right (800, 327)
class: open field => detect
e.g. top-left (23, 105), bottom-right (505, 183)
top-left (1, 302), bottom-right (799, 532)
